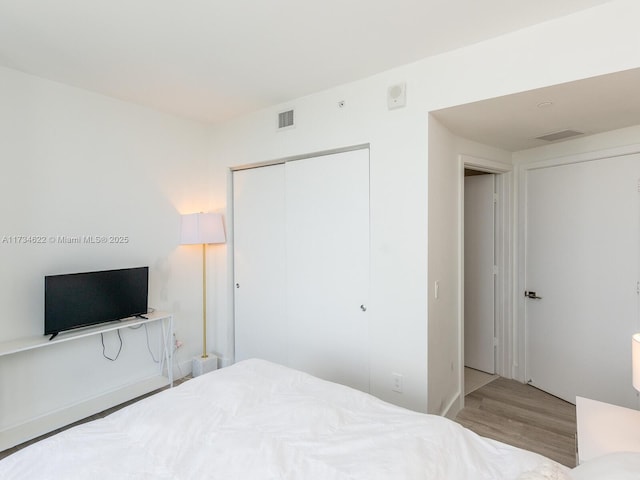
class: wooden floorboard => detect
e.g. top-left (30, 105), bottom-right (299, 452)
top-left (455, 376), bottom-right (577, 468)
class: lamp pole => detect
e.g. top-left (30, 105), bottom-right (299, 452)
top-left (202, 243), bottom-right (208, 358)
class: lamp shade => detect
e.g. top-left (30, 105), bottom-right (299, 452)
top-left (633, 334), bottom-right (640, 392)
top-left (180, 213), bottom-right (226, 245)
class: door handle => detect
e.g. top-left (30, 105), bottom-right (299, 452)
top-left (524, 291), bottom-right (542, 300)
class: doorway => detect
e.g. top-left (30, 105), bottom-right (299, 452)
top-left (460, 155), bottom-right (514, 398)
top-left (464, 169), bottom-right (496, 377)
top-left (432, 69), bottom-right (640, 411)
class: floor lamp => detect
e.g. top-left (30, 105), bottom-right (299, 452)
top-left (180, 212), bottom-right (226, 376)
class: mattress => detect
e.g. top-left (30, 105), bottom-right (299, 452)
top-left (0, 359), bottom-right (568, 479)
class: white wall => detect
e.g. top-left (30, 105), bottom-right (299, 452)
top-left (0, 66), bottom-right (214, 444)
top-left (208, 0), bottom-right (640, 414)
top-left (427, 120), bottom-right (514, 418)
top-left (427, 116), bottom-right (459, 415)
top-left (212, 86), bottom-right (430, 412)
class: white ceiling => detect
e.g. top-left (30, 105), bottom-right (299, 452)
top-left (432, 68), bottom-right (640, 151)
top-left (0, 0), bottom-right (613, 124)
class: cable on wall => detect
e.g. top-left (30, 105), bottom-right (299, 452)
top-left (144, 323), bottom-right (159, 364)
top-left (99, 312), bottom-right (165, 364)
top-left (101, 330), bottom-right (123, 361)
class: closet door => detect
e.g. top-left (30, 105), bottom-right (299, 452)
top-left (285, 149), bottom-right (370, 391)
top-left (233, 165), bottom-right (287, 365)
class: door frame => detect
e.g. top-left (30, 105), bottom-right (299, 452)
top-left (516, 142), bottom-right (640, 385)
top-left (458, 155), bottom-right (514, 404)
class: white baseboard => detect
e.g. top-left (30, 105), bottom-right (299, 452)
top-left (0, 375), bottom-right (170, 452)
top-left (218, 356), bottom-right (232, 368)
top-left (172, 358), bottom-right (194, 379)
top-left (443, 390), bottom-right (463, 420)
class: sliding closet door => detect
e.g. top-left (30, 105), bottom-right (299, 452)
top-left (233, 165), bottom-right (287, 365)
top-left (285, 149), bottom-right (370, 392)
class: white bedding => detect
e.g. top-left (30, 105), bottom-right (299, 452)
top-left (0, 359), bottom-right (569, 479)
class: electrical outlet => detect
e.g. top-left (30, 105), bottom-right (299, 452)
top-left (392, 372), bottom-right (403, 393)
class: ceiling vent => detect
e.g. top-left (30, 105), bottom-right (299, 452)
top-left (535, 129), bottom-right (584, 142)
top-left (278, 109), bottom-right (294, 130)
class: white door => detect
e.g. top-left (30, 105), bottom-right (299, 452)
top-left (233, 165), bottom-right (287, 365)
top-left (525, 153), bottom-right (640, 408)
top-left (464, 174), bottom-right (496, 374)
top-left (285, 149), bottom-right (370, 392)
top-left (232, 148), bottom-right (370, 392)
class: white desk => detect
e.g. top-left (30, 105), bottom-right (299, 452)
top-left (0, 310), bottom-right (174, 385)
top-left (576, 396), bottom-right (640, 464)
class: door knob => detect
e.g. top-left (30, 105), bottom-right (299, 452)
top-left (524, 291), bottom-right (542, 299)
top-left (360, 304), bottom-right (367, 312)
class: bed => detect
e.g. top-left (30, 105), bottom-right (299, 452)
top-left (0, 359), bottom-right (583, 479)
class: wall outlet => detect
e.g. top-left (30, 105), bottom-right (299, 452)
top-left (392, 372), bottom-right (403, 393)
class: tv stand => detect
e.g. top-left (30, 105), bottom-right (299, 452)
top-left (48, 332), bottom-right (58, 341)
top-left (0, 311), bottom-right (174, 385)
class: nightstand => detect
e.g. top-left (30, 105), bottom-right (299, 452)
top-left (576, 396), bottom-right (640, 464)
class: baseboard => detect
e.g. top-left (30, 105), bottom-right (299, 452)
top-left (0, 375), bottom-right (170, 452)
top-left (173, 358), bottom-right (194, 379)
top-left (218, 356), bottom-right (232, 368)
top-left (443, 390), bottom-right (463, 420)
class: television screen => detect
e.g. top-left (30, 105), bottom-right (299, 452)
top-left (45, 267), bottom-right (149, 337)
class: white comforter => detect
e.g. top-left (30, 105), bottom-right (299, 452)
top-left (0, 359), bottom-right (566, 479)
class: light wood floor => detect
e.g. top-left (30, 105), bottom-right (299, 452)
top-left (464, 366), bottom-right (499, 395)
top-left (455, 376), bottom-right (577, 467)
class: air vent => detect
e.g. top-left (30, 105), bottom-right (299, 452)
top-left (278, 109), bottom-right (294, 129)
top-left (535, 129), bottom-right (584, 142)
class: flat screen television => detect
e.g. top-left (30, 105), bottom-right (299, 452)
top-left (45, 266), bottom-right (149, 339)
